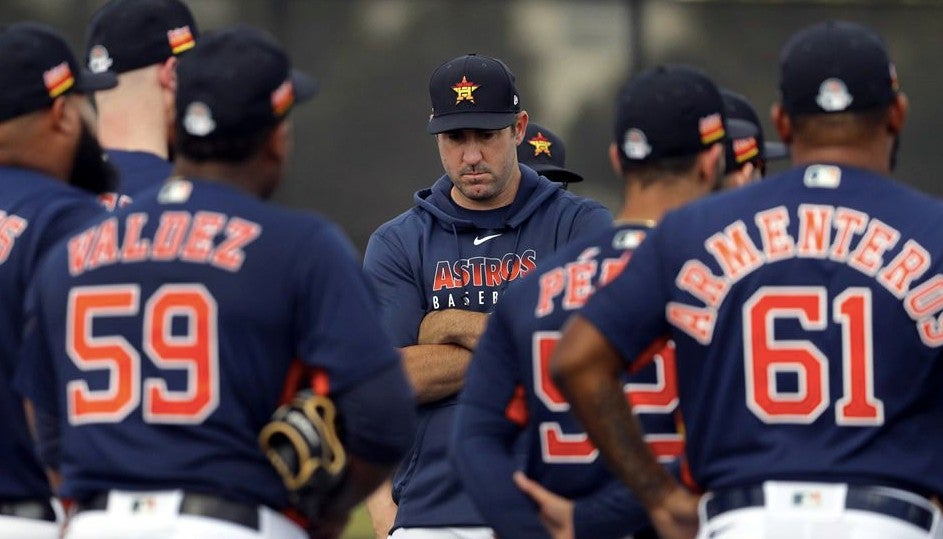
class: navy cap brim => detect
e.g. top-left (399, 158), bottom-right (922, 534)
top-left (291, 68), bottom-right (318, 103)
top-left (764, 141), bottom-right (789, 161)
top-left (428, 111), bottom-right (517, 134)
top-left (76, 68), bottom-right (118, 93)
top-left (531, 164), bottom-right (584, 184)
top-left (727, 118), bottom-right (758, 141)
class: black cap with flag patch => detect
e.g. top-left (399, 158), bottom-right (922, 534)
top-left (779, 20), bottom-right (898, 116)
top-left (175, 25), bottom-right (317, 140)
top-left (517, 123), bottom-right (583, 184)
top-left (721, 89), bottom-right (789, 173)
top-left (613, 64), bottom-right (737, 163)
top-left (427, 54), bottom-right (521, 134)
top-left (0, 22), bottom-right (117, 123)
top-left (85, 0), bottom-right (199, 75)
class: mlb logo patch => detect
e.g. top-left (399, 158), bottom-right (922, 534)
top-left (803, 165), bottom-right (842, 189)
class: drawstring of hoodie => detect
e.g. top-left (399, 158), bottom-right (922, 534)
top-left (449, 222), bottom-right (471, 307)
top-left (493, 226), bottom-right (524, 307)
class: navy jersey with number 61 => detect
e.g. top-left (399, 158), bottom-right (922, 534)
top-left (581, 165), bottom-right (943, 497)
top-left (15, 177), bottom-right (406, 510)
top-left (453, 222), bottom-right (683, 538)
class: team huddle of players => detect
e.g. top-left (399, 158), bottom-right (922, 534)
top-left (1, 1), bottom-right (941, 539)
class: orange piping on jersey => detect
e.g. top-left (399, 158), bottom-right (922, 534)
top-left (279, 360), bottom-right (307, 405)
top-left (628, 334), bottom-right (671, 375)
top-left (504, 384), bottom-right (529, 427)
top-left (310, 368), bottom-right (331, 396)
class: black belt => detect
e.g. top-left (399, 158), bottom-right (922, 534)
top-left (0, 499), bottom-right (56, 522)
top-left (76, 492), bottom-right (259, 530)
top-left (705, 484), bottom-right (934, 532)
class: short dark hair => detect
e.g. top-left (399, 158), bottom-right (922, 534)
top-left (621, 152), bottom-right (699, 188)
top-left (791, 105), bottom-right (889, 144)
top-left (175, 124), bottom-right (276, 163)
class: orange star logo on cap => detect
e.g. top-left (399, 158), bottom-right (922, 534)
top-left (452, 76), bottom-right (479, 104)
top-left (528, 132), bottom-right (552, 157)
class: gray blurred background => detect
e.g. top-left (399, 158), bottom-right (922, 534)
top-left (6, 0), bottom-right (942, 254)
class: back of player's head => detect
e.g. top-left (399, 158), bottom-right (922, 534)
top-left (517, 122), bottom-right (583, 186)
top-left (173, 25), bottom-right (316, 163)
top-left (85, 0), bottom-right (198, 75)
top-left (612, 64), bottom-right (745, 176)
top-left (779, 20), bottom-right (898, 118)
top-left (0, 22), bottom-right (116, 123)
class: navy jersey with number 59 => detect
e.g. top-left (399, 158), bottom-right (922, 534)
top-left (453, 222), bottom-right (683, 538)
top-left (581, 165), bottom-right (943, 496)
top-left (15, 178), bottom-right (405, 509)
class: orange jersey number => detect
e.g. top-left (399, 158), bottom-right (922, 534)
top-left (66, 284), bottom-right (219, 425)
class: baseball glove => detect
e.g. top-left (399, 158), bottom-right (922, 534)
top-left (259, 390), bottom-right (347, 521)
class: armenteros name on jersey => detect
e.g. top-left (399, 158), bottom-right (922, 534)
top-left (670, 203), bottom-right (943, 346)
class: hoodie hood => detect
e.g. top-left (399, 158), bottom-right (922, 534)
top-left (413, 165), bottom-right (562, 231)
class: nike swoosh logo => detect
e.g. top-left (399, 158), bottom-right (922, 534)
top-left (473, 233), bottom-right (502, 246)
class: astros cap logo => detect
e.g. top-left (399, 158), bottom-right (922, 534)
top-left (816, 78), bottom-right (853, 112)
top-left (452, 75), bottom-right (479, 104)
top-left (528, 132), bottom-right (552, 157)
top-left (43, 61), bottom-right (75, 98)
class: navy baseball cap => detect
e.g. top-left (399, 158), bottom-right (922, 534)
top-left (427, 54), bottom-right (521, 134)
top-left (517, 123), bottom-right (583, 184)
top-left (85, 0), bottom-right (198, 74)
top-left (0, 22), bottom-right (117, 123)
top-left (175, 25), bottom-right (317, 139)
top-left (721, 89), bottom-right (789, 172)
top-left (779, 20), bottom-right (899, 116)
top-left (614, 64), bottom-right (743, 163)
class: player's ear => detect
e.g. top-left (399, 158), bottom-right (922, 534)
top-left (49, 95), bottom-right (81, 138)
top-left (771, 103), bottom-right (792, 145)
top-left (608, 142), bottom-right (624, 178)
top-left (512, 111), bottom-right (528, 145)
top-left (267, 119), bottom-right (292, 164)
top-left (698, 142), bottom-right (724, 189)
top-left (158, 56), bottom-right (178, 92)
top-left (888, 93), bottom-right (908, 135)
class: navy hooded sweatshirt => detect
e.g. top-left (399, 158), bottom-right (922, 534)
top-left (363, 165), bottom-right (612, 530)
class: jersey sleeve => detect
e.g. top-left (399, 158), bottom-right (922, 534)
top-left (13, 278), bottom-right (58, 416)
top-left (452, 304), bottom-right (549, 538)
top-left (579, 221), bottom-right (672, 368)
top-left (567, 202), bottom-right (612, 243)
top-left (293, 222), bottom-right (403, 391)
top-left (571, 477), bottom-right (652, 538)
top-left (362, 228), bottom-right (426, 347)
